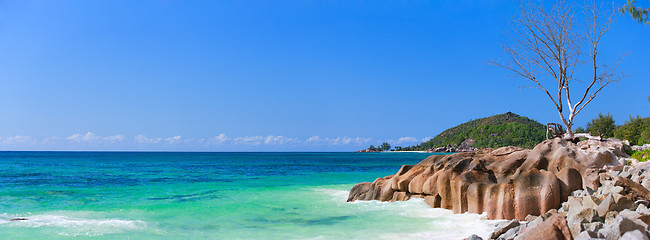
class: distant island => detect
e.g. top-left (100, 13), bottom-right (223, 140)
top-left (358, 112), bottom-right (546, 153)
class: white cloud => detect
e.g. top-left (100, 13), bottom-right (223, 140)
top-left (165, 136), bottom-right (182, 144)
top-left (382, 136), bottom-right (430, 146)
top-left (42, 136), bottom-right (61, 144)
top-left (67, 132), bottom-right (99, 142)
top-left (264, 135), bottom-right (296, 145)
top-left (134, 135), bottom-right (162, 144)
top-left (0, 132), bottom-right (406, 150)
top-left (105, 134), bottom-right (124, 143)
top-left (396, 137), bottom-right (418, 143)
top-left (306, 136), bottom-right (322, 143)
top-left (66, 132), bottom-right (125, 144)
top-left (1, 135), bottom-right (32, 145)
top-left (234, 136), bottom-right (264, 145)
top-left (305, 136), bottom-right (372, 145)
top-left (232, 135), bottom-right (298, 145)
top-left (214, 134), bottom-right (230, 144)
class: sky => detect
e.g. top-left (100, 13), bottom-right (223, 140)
top-left (0, 0), bottom-right (648, 151)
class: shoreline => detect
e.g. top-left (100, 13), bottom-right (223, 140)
top-left (384, 151), bottom-right (429, 153)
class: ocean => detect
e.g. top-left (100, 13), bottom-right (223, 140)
top-left (0, 152), bottom-right (498, 239)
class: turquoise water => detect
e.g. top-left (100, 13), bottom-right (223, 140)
top-left (0, 152), bottom-right (497, 239)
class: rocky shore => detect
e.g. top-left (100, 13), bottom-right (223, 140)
top-left (355, 148), bottom-right (382, 153)
top-left (426, 138), bottom-right (477, 153)
top-left (481, 165), bottom-right (650, 240)
top-left (347, 137), bottom-right (650, 239)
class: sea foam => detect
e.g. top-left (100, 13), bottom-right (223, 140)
top-left (312, 188), bottom-right (500, 240)
top-left (1, 212), bottom-right (147, 236)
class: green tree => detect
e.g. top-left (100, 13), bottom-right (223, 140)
top-left (574, 126), bottom-right (586, 133)
top-left (614, 115), bottom-right (650, 145)
top-left (368, 145), bottom-right (377, 151)
top-left (622, 0), bottom-right (649, 24)
top-left (585, 113), bottom-right (616, 138)
top-left (380, 142), bottom-right (391, 151)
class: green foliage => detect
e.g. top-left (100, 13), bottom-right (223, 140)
top-left (585, 113), bottom-right (616, 138)
top-left (621, 0), bottom-right (650, 24)
top-left (574, 126), bottom-right (586, 133)
top-left (614, 115), bottom-right (650, 145)
top-left (631, 149), bottom-right (650, 162)
top-left (402, 112), bottom-right (546, 151)
top-left (380, 142), bottom-right (391, 151)
top-left (368, 145), bottom-right (377, 151)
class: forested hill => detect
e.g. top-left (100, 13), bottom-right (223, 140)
top-left (402, 112), bottom-right (547, 151)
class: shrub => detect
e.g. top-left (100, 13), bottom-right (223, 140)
top-left (631, 149), bottom-right (650, 162)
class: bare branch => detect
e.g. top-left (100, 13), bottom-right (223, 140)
top-left (493, 0), bottom-right (622, 138)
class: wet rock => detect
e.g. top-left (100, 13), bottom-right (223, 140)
top-left (467, 234), bottom-right (484, 240)
top-left (347, 182), bottom-right (372, 201)
top-left (9, 218), bottom-right (28, 221)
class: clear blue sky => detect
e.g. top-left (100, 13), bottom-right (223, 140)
top-left (0, 0), bottom-right (648, 151)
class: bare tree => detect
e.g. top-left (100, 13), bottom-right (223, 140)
top-left (492, 0), bottom-right (623, 139)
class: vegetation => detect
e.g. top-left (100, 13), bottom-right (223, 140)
top-left (585, 113), bottom-right (616, 138)
top-left (364, 142), bottom-right (392, 152)
top-left (631, 149), bottom-right (650, 162)
top-left (574, 113), bottom-right (650, 146)
top-left (379, 142), bottom-right (391, 151)
top-left (622, 0), bottom-right (649, 24)
top-left (614, 116), bottom-right (650, 145)
top-left (402, 112), bottom-right (546, 151)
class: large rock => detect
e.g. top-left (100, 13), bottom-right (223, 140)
top-left (515, 213), bottom-right (573, 240)
top-left (348, 138), bottom-right (629, 220)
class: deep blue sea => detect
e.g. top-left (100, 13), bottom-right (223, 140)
top-left (0, 152), bottom-right (497, 239)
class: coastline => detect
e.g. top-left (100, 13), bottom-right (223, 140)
top-left (348, 138), bottom-right (650, 239)
top-left (384, 151), bottom-right (429, 153)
